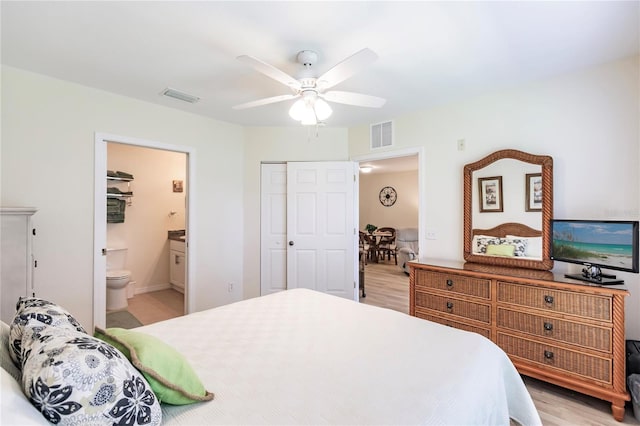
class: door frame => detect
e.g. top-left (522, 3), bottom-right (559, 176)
top-left (93, 132), bottom-right (196, 329)
top-left (351, 146), bottom-right (424, 260)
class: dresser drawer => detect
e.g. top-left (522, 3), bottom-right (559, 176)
top-left (415, 270), bottom-right (490, 299)
top-left (497, 282), bottom-right (612, 321)
top-left (498, 333), bottom-right (611, 384)
top-left (414, 291), bottom-right (490, 323)
top-left (497, 307), bottom-right (612, 353)
top-left (415, 310), bottom-right (491, 338)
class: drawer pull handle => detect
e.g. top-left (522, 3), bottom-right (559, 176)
top-left (446, 301), bottom-right (453, 310)
top-left (544, 350), bottom-right (554, 360)
top-left (544, 295), bottom-right (554, 304)
top-left (543, 322), bottom-right (553, 331)
top-left (446, 279), bottom-right (453, 287)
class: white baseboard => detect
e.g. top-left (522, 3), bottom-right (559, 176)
top-left (135, 282), bottom-right (171, 295)
top-left (170, 284), bottom-right (185, 294)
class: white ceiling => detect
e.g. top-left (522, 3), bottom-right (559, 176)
top-left (2, 1), bottom-right (638, 128)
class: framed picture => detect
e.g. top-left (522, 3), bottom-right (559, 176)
top-left (525, 173), bottom-right (542, 212)
top-left (478, 176), bottom-right (503, 212)
top-left (173, 180), bottom-right (183, 193)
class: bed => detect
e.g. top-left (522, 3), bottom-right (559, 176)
top-left (2, 288), bottom-right (541, 425)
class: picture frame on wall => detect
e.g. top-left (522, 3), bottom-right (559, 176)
top-left (478, 176), bottom-right (503, 213)
top-left (526, 173), bottom-right (542, 212)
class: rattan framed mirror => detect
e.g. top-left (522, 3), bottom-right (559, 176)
top-left (463, 149), bottom-right (554, 270)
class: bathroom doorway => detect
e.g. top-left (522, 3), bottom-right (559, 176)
top-left (93, 133), bottom-right (195, 329)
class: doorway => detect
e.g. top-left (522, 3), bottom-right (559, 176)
top-left (93, 133), bottom-right (195, 329)
top-left (352, 147), bottom-right (423, 313)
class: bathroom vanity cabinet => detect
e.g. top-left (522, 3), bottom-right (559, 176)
top-left (1, 207), bottom-right (37, 324)
top-left (169, 239), bottom-right (186, 292)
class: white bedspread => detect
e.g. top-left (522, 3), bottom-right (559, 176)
top-left (137, 288), bottom-right (541, 425)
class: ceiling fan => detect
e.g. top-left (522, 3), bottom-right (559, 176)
top-left (233, 48), bottom-right (386, 125)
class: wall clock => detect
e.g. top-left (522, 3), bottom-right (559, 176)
top-left (379, 186), bottom-right (397, 206)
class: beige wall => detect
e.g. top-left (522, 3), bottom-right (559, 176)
top-left (107, 143), bottom-right (186, 292)
top-left (349, 56), bottom-right (640, 338)
top-left (359, 170), bottom-right (418, 231)
top-left (1, 66), bottom-right (245, 329)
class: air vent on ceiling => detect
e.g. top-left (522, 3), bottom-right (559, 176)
top-left (370, 120), bottom-right (393, 149)
top-left (161, 87), bottom-right (200, 104)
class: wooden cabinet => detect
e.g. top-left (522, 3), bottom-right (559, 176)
top-left (1, 207), bottom-right (37, 324)
top-left (409, 260), bottom-right (629, 421)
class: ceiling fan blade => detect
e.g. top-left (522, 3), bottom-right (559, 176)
top-left (237, 55), bottom-right (301, 90)
top-left (233, 94), bottom-right (298, 110)
top-left (322, 91), bottom-right (386, 108)
top-left (316, 48), bottom-right (378, 90)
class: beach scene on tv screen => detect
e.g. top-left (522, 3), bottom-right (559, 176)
top-left (552, 222), bottom-right (634, 270)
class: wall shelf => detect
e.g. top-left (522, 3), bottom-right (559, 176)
top-left (107, 173), bottom-right (134, 206)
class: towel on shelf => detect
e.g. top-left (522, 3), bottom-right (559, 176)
top-left (116, 171), bottom-right (134, 179)
top-left (107, 187), bottom-right (133, 196)
top-left (107, 198), bottom-right (126, 223)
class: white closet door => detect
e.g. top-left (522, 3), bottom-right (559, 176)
top-left (260, 164), bottom-right (288, 295)
top-left (286, 162), bottom-right (357, 299)
top-left (260, 162), bottom-right (358, 300)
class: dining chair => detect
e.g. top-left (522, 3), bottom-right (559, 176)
top-left (376, 227), bottom-right (397, 264)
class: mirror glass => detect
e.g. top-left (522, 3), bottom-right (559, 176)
top-left (463, 149), bottom-right (553, 270)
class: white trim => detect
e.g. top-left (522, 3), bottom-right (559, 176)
top-left (93, 132), bottom-right (196, 329)
top-left (351, 146), bottom-right (424, 262)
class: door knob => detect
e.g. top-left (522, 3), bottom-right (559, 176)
top-left (289, 241), bottom-right (294, 246)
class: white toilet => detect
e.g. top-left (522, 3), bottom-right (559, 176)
top-left (106, 248), bottom-right (131, 311)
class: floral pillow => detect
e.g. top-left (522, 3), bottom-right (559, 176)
top-left (474, 237), bottom-right (502, 254)
top-left (506, 238), bottom-right (528, 257)
top-left (474, 237), bottom-right (528, 257)
top-left (9, 297), bottom-right (87, 367)
top-left (21, 323), bottom-right (162, 425)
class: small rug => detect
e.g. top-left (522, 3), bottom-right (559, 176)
top-left (106, 310), bottom-right (143, 329)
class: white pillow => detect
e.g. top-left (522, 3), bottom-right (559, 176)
top-left (0, 368), bottom-right (46, 425)
top-left (507, 235), bottom-right (542, 258)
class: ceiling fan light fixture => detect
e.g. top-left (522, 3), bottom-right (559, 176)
top-left (289, 92), bottom-right (332, 125)
top-left (300, 104), bottom-right (317, 125)
top-left (314, 98), bottom-right (332, 120)
top-left (288, 99), bottom-right (306, 121)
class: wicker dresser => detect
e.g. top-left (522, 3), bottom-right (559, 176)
top-left (409, 259), bottom-right (630, 421)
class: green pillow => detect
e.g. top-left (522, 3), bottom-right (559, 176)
top-left (485, 243), bottom-right (515, 257)
top-left (94, 327), bottom-right (213, 405)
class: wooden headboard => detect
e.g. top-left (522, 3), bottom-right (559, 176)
top-left (472, 222), bottom-right (542, 238)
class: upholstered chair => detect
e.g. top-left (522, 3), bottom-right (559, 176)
top-left (395, 228), bottom-right (419, 274)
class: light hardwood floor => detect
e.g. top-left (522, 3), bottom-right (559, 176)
top-left (125, 265), bottom-right (639, 424)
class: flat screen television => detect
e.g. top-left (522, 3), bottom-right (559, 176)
top-left (551, 219), bottom-right (639, 285)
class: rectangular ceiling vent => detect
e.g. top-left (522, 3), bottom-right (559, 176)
top-left (370, 120), bottom-right (393, 149)
top-left (161, 87), bottom-right (200, 104)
